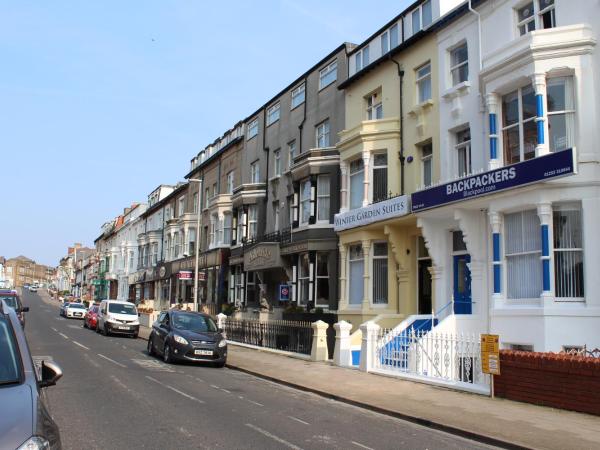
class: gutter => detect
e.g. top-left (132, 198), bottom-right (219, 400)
top-left (389, 56), bottom-right (406, 195)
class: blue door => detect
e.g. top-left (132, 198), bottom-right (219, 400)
top-left (453, 254), bottom-right (472, 314)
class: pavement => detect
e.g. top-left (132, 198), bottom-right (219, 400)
top-left (24, 289), bottom-right (499, 450)
top-left (141, 325), bottom-right (600, 450)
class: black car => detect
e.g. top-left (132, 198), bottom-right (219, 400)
top-left (0, 300), bottom-right (63, 449)
top-left (147, 311), bottom-right (227, 367)
top-left (0, 290), bottom-right (29, 328)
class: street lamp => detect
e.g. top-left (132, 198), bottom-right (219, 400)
top-left (188, 178), bottom-right (203, 310)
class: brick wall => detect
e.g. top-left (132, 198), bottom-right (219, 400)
top-left (494, 350), bottom-right (600, 416)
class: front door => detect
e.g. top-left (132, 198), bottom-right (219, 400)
top-left (418, 260), bottom-right (432, 314)
top-left (453, 254), bottom-right (472, 314)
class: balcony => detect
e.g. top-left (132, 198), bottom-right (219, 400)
top-left (208, 193), bottom-right (232, 210)
top-left (243, 227), bottom-right (292, 248)
top-left (290, 147), bottom-right (339, 181)
top-left (231, 183), bottom-right (266, 208)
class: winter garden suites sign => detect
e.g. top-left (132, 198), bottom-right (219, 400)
top-left (334, 195), bottom-right (409, 232)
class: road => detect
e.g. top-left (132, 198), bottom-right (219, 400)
top-left (22, 289), bottom-right (499, 450)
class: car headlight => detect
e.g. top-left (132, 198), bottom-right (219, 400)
top-left (18, 436), bottom-right (50, 450)
top-left (218, 339), bottom-right (227, 348)
top-left (173, 335), bottom-right (188, 345)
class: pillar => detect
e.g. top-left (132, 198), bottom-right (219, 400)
top-left (537, 203), bottom-right (552, 299)
top-left (532, 73), bottom-right (549, 157)
top-left (216, 313), bottom-right (227, 330)
top-left (489, 211), bottom-right (502, 301)
top-left (333, 320), bottom-right (352, 366)
top-left (486, 93), bottom-right (500, 170)
top-left (361, 240), bottom-right (371, 310)
top-left (359, 321), bottom-right (380, 372)
top-left (310, 320), bottom-right (329, 362)
top-left (362, 152), bottom-right (371, 207)
top-left (340, 161), bottom-right (348, 213)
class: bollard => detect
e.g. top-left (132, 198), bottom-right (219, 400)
top-left (310, 320), bottom-right (329, 361)
top-left (333, 320), bottom-right (353, 366)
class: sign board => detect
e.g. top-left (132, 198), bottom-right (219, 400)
top-left (178, 271), bottom-right (193, 280)
top-left (412, 148), bottom-right (574, 212)
top-left (279, 284), bottom-right (290, 301)
top-left (243, 243), bottom-right (282, 271)
top-left (334, 195), bottom-right (409, 232)
top-left (481, 334), bottom-right (500, 375)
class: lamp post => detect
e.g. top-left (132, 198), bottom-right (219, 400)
top-left (188, 178), bottom-right (203, 311)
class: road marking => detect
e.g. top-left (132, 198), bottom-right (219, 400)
top-left (247, 399), bottom-right (264, 407)
top-left (351, 441), bottom-right (374, 450)
top-left (220, 388), bottom-right (231, 394)
top-left (245, 423), bottom-right (303, 450)
top-left (288, 416), bottom-right (309, 425)
top-left (210, 384), bottom-right (220, 389)
top-left (51, 327), bottom-right (58, 332)
top-left (58, 332), bottom-right (69, 339)
top-left (97, 353), bottom-right (127, 368)
top-left (131, 359), bottom-right (174, 373)
top-left (145, 376), bottom-right (205, 403)
top-left (72, 341), bottom-right (90, 350)
top-left (194, 377), bottom-right (205, 383)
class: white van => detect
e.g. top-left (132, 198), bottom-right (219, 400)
top-left (96, 300), bottom-right (140, 338)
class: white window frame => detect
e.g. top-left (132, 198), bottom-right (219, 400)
top-left (553, 203), bottom-right (584, 300)
top-left (501, 84), bottom-right (537, 165)
top-left (288, 140), bottom-right (297, 170)
top-left (248, 205), bottom-right (257, 239)
top-left (298, 253), bottom-right (310, 306)
top-left (247, 118), bottom-right (258, 139)
top-left (300, 179), bottom-right (311, 225)
top-left (546, 76), bottom-right (575, 152)
top-left (516, 0), bottom-right (556, 37)
top-left (178, 196), bottom-right (185, 217)
top-left (349, 158), bottom-right (364, 210)
top-left (421, 142), bottom-right (433, 188)
top-left (222, 214), bottom-right (232, 245)
top-left (250, 161), bottom-right (260, 184)
top-left (372, 153), bottom-right (388, 203)
top-left (291, 83), bottom-right (305, 109)
top-left (355, 45), bottom-right (370, 72)
top-left (348, 244), bottom-right (364, 306)
top-left (411, 0), bottom-right (432, 34)
top-left (209, 215), bottom-right (217, 247)
top-left (455, 127), bottom-right (472, 177)
top-left (381, 22), bottom-right (400, 55)
top-left (319, 60), bottom-right (337, 90)
top-left (188, 227), bottom-right (196, 255)
top-left (273, 149), bottom-right (281, 176)
top-left (372, 242), bottom-right (389, 305)
top-left (266, 102), bottom-right (280, 126)
top-left (317, 175), bottom-right (330, 223)
top-left (416, 62), bottom-right (432, 104)
top-left (237, 209), bottom-right (244, 243)
top-left (226, 171), bottom-right (234, 194)
top-left (449, 42), bottom-right (468, 86)
top-left (366, 91), bottom-right (383, 120)
top-left (316, 120), bottom-right (330, 148)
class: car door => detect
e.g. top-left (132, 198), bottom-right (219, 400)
top-left (154, 313), bottom-right (170, 352)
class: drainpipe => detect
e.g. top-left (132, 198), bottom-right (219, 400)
top-left (468, 0), bottom-right (483, 71)
top-left (262, 108), bottom-right (270, 232)
top-left (390, 56), bottom-right (405, 195)
top-left (298, 76), bottom-right (308, 155)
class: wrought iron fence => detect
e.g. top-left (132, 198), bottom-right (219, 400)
top-left (222, 318), bottom-right (313, 355)
top-left (243, 227), bottom-right (292, 247)
top-left (375, 328), bottom-right (486, 386)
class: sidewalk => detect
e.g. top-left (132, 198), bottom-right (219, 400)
top-left (137, 326), bottom-right (600, 449)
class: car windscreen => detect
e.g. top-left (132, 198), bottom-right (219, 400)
top-left (172, 314), bottom-right (218, 333)
top-left (68, 304), bottom-right (86, 309)
top-left (108, 303), bottom-right (137, 315)
top-left (0, 317), bottom-right (22, 385)
top-left (0, 297), bottom-right (18, 310)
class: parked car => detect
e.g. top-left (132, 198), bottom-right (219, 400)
top-left (58, 302), bottom-right (68, 317)
top-left (0, 290), bottom-right (29, 328)
top-left (0, 299), bottom-right (62, 449)
top-left (96, 300), bottom-right (139, 338)
top-left (83, 304), bottom-right (100, 330)
top-left (63, 303), bottom-right (86, 319)
top-left (147, 310), bottom-right (227, 367)
top-left (28, 286), bottom-right (38, 293)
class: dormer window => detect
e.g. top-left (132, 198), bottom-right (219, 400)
top-left (517, 0), bottom-right (556, 36)
top-left (411, 0), bottom-right (432, 35)
top-left (381, 23), bottom-right (400, 55)
top-left (355, 45), bottom-right (370, 72)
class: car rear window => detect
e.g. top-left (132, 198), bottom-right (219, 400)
top-left (69, 304), bottom-right (86, 309)
top-left (0, 297), bottom-right (18, 310)
top-left (108, 303), bottom-right (137, 315)
top-left (0, 317), bottom-right (22, 385)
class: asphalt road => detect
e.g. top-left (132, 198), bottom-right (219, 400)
top-left (22, 289), bottom-right (499, 450)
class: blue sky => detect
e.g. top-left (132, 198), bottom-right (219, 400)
top-left (0, 0), bottom-right (411, 266)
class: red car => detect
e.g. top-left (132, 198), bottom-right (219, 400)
top-left (83, 304), bottom-right (100, 330)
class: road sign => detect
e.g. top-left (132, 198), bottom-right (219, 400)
top-left (279, 284), bottom-right (290, 301)
top-left (481, 334), bottom-right (500, 375)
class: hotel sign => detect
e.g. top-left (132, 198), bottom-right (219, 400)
top-left (412, 148), bottom-right (575, 212)
top-left (243, 243), bottom-right (282, 271)
top-left (334, 195), bottom-right (409, 232)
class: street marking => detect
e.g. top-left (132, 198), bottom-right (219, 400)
top-left (245, 423), bottom-right (303, 450)
top-left (288, 416), bottom-right (309, 425)
top-left (72, 341), bottom-right (90, 350)
top-left (131, 359), bottom-right (174, 372)
top-left (58, 333), bottom-right (69, 339)
top-left (97, 353), bottom-right (127, 368)
top-left (51, 327), bottom-right (58, 332)
top-left (194, 377), bottom-right (205, 383)
top-left (210, 384), bottom-right (220, 389)
top-left (220, 388), bottom-right (231, 394)
top-left (247, 399), bottom-right (264, 407)
top-left (145, 376), bottom-right (205, 404)
top-left (351, 441), bottom-right (374, 450)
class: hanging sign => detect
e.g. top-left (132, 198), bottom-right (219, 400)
top-left (279, 284), bottom-right (290, 302)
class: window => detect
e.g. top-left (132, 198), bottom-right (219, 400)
top-left (128, 251), bottom-right (134, 270)
top-left (248, 205), bottom-right (257, 239)
top-left (317, 175), bottom-right (330, 222)
top-left (502, 85), bottom-right (536, 164)
top-left (381, 23), bottom-right (399, 55)
top-left (226, 171), bottom-right (234, 194)
top-left (505, 210), bottom-right (542, 299)
top-left (166, 235), bottom-right (172, 260)
top-left (300, 180), bottom-right (311, 225)
top-left (188, 228), bottom-right (196, 255)
top-left (350, 158), bottom-right (364, 210)
top-left (348, 244), bottom-right (364, 305)
top-left (450, 43), bottom-right (468, 86)
top-left (233, 266), bottom-right (244, 306)
top-left (192, 192), bottom-right (198, 214)
top-left (223, 214), bottom-right (232, 245)
top-left (273, 201), bottom-right (280, 231)
top-left (372, 154), bottom-right (388, 202)
top-left (355, 45), bottom-right (369, 72)
top-left (174, 232), bottom-right (180, 259)
top-left (250, 161), bottom-right (260, 183)
top-left (316, 120), bottom-right (330, 148)
top-left (316, 252), bottom-right (329, 307)
top-left (319, 60), bottom-right (337, 89)
top-left (266, 102), bottom-right (280, 126)
top-left (455, 128), bottom-right (472, 177)
top-left (152, 243), bottom-right (158, 265)
top-left (421, 143), bottom-right (433, 187)
top-left (416, 62), bottom-right (432, 103)
top-left (165, 206), bottom-right (171, 221)
top-left (517, 0), bottom-right (555, 36)
top-left (298, 253), bottom-right (310, 306)
top-left (553, 204), bottom-right (584, 298)
top-left (247, 118), bottom-right (258, 139)
top-left (412, 0), bottom-right (432, 34)
top-left (547, 77), bottom-right (575, 152)
top-left (178, 196), bottom-right (185, 217)
top-left (291, 84), bottom-right (305, 109)
top-left (204, 188), bottom-right (210, 208)
top-left (366, 92), bottom-right (383, 120)
top-left (373, 243), bottom-right (388, 304)
top-left (382, 31), bottom-right (389, 55)
top-left (237, 209), bottom-right (244, 242)
top-left (288, 140), bottom-right (296, 169)
top-left (390, 23), bottom-right (399, 48)
top-left (273, 149), bottom-right (281, 176)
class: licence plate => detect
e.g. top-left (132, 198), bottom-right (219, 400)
top-left (194, 350), bottom-right (213, 356)
top-left (118, 326), bottom-right (130, 330)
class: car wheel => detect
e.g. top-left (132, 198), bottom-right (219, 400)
top-left (102, 324), bottom-right (109, 336)
top-left (95, 323), bottom-right (101, 333)
top-left (214, 361), bottom-right (226, 368)
top-left (83, 320), bottom-right (87, 329)
top-left (147, 335), bottom-right (155, 356)
top-left (132, 333), bottom-right (138, 339)
top-left (163, 344), bottom-right (173, 364)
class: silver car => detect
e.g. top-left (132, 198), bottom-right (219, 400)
top-left (0, 300), bottom-right (63, 449)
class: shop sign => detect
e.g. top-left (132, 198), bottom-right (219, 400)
top-left (334, 195), bottom-right (409, 232)
top-left (243, 243), bottom-right (282, 271)
top-left (178, 271), bottom-right (193, 280)
top-left (279, 284), bottom-right (290, 301)
top-left (280, 242), bottom-right (309, 255)
top-left (412, 148), bottom-right (575, 212)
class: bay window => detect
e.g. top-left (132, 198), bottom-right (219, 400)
top-left (505, 210), bottom-right (542, 299)
top-left (300, 180), bottom-right (311, 225)
top-left (316, 252), bottom-right (329, 307)
top-left (502, 85), bottom-right (537, 164)
top-left (317, 175), bottom-right (330, 222)
top-left (372, 154), bottom-right (388, 202)
top-left (223, 214), bottom-right (232, 245)
top-left (298, 253), bottom-right (310, 306)
top-left (455, 128), bottom-right (471, 177)
top-left (547, 77), bottom-right (575, 152)
top-left (553, 204), bottom-right (584, 299)
top-left (248, 205), bottom-right (257, 239)
top-left (349, 158), bottom-right (364, 210)
top-left (372, 243), bottom-right (388, 305)
top-left (348, 244), bottom-right (364, 306)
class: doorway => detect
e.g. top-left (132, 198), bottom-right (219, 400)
top-left (417, 237), bottom-right (432, 314)
top-left (453, 254), bottom-right (472, 314)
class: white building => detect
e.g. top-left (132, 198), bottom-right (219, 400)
top-left (415, 0), bottom-right (600, 352)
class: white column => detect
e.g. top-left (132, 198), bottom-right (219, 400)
top-left (359, 321), bottom-right (380, 372)
top-left (310, 320), bottom-right (329, 362)
top-left (333, 320), bottom-right (352, 366)
top-left (537, 203), bottom-right (553, 301)
top-left (361, 240), bottom-right (371, 310)
top-left (218, 214), bottom-right (225, 246)
top-left (338, 244), bottom-right (348, 311)
top-left (532, 73), bottom-right (549, 157)
top-left (362, 152), bottom-right (371, 207)
top-left (340, 161), bottom-right (348, 213)
top-left (486, 93), bottom-right (500, 170)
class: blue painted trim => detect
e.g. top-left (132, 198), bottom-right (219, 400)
top-left (493, 233), bottom-right (500, 262)
top-left (541, 224), bottom-right (549, 257)
top-left (489, 113), bottom-right (497, 160)
top-left (536, 94), bottom-right (545, 144)
top-left (536, 94), bottom-right (544, 117)
top-left (493, 264), bottom-right (501, 294)
top-left (489, 113), bottom-right (497, 135)
top-left (542, 259), bottom-right (550, 291)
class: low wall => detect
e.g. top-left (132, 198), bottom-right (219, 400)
top-left (494, 350), bottom-right (600, 416)
top-left (139, 311), bottom-right (159, 328)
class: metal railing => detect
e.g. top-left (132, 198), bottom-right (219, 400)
top-left (375, 328), bottom-right (486, 387)
top-left (198, 303), bottom-right (219, 317)
top-left (222, 318), bottom-right (313, 355)
top-left (243, 227), bottom-right (292, 247)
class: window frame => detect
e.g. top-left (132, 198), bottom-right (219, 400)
top-left (299, 179), bottom-right (311, 226)
top-left (287, 140), bottom-right (297, 170)
top-left (315, 252), bottom-right (329, 307)
top-left (366, 91), bottom-right (383, 120)
top-left (319, 60), bottom-right (337, 90)
top-left (178, 196), bottom-right (185, 217)
top-left (516, 0), bottom-right (556, 36)
top-left (546, 76), bottom-right (575, 152)
top-left (316, 120), bottom-right (330, 148)
top-left (372, 153), bottom-right (388, 203)
top-left (291, 83), bottom-right (305, 109)
top-left (316, 175), bottom-right (330, 223)
top-left (372, 242), bottom-right (389, 305)
top-left (273, 149), bottom-right (281, 177)
top-left (266, 102), bottom-right (281, 126)
top-left (553, 203), bottom-right (584, 300)
top-left (420, 142), bottom-right (433, 187)
top-left (226, 171), bottom-right (234, 194)
top-left (355, 45), bottom-right (370, 72)
top-left (247, 118), bottom-right (259, 140)
top-left (349, 158), bottom-right (365, 210)
top-left (298, 253), bottom-right (310, 306)
top-left (455, 127), bottom-right (472, 178)
top-left (348, 243), bottom-right (364, 306)
top-left (411, 0), bottom-right (432, 34)
top-left (250, 161), bottom-right (260, 184)
top-left (248, 205), bottom-right (258, 239)
top-left (416, 62), bottom-right (432, 104)
top-left (501, 84), bottom-right (537, 165)
top-left (449, 42), bottom-right (468, 86)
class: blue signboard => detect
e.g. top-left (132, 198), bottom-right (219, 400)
top-left (412, 148), bottom-right (574, 212)
top-left (279, 284), bottom-right (290, 302)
